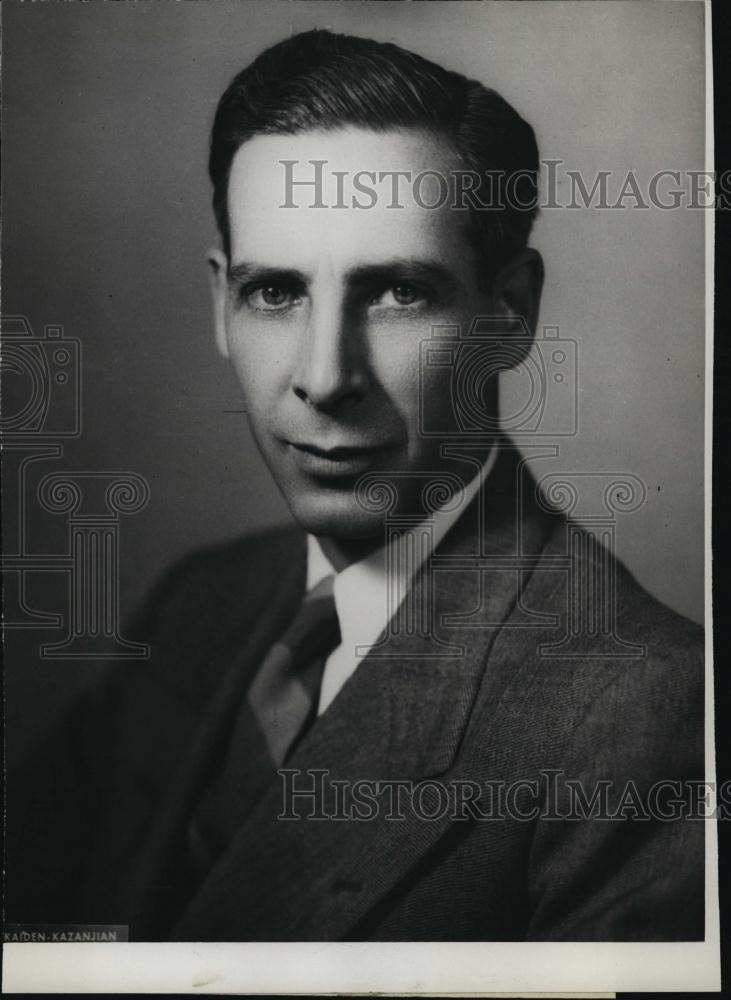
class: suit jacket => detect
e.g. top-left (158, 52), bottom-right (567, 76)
top-left (6, 446), bottom-right (705, 941)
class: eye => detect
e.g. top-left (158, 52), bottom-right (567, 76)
top-left (246, 285), bottom-right (302, 311)
top-left (370, 283), bottom-right (429, 308)
top-left (392, 284), bottom-right (421, 306)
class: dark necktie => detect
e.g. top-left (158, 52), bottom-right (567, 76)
top-left (246, 573), bottom-right (340, 766)
top-left (188, 574), bottom-right (340, 875)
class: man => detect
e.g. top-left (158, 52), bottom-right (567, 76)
top-left (7, 29), bottom-right (704, 941)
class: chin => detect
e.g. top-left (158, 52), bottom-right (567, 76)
top-left (285, 491), bottom-right (387, 543)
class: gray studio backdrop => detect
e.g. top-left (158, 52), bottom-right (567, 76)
top-left (3, 0), bottom-right (707, 754)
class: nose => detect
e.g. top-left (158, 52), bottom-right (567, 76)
top-left (291, 295), bottom-right (368, 413)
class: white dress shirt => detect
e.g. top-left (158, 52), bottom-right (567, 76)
top-left (307, 446), bottom-right (498, 715)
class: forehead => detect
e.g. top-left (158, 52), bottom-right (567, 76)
top-left (226, 127), bottom-right (475, 272)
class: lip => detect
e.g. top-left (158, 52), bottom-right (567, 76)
top-left (288, 441), bottom-right (393, 478)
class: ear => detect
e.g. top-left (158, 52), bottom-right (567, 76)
top-left (207, 247), bottom-right (230, 358)
top-left (490, 247), bottom-right (545, 340)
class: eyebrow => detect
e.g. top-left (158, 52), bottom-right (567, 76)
top-left (227, 258), bottom-right (465, 295)
top-left (348, 259), bottom-right (463, 295)
top-left (227, 262), bottom-right (307, 291)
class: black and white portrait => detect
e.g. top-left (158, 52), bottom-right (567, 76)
top-left (2, 1), bottom-right (719, 993)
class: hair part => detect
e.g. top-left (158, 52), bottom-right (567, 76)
top-left (209, 29), bottom-right (539, 276)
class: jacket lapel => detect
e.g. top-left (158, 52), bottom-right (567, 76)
top-left (123, 534), bottom-right (308, 940)
top-left (168, 444), bottom-right (558, 940)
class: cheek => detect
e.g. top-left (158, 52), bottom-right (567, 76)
top-left (369, 337), bottom-right (421, 420)
top-left (226, 330), bottom-right (291, 410)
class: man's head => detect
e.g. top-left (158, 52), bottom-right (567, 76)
top-left (209, 29), bottom-right (539, 273)
top-left (206, 30), bottom-right (543, 557)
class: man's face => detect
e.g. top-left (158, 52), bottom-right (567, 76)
top-left (211, 127), bottom-right (500, 542)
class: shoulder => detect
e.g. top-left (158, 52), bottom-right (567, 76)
top-left (62, 524), bottom-right (307, 792)
top-left (589, 555), bottom-right (704, 776)
top-left (139, 522), bottom-right (305, 610)
top-left (518, 517), bottom-right (705, 772)
top-left (469, 516), bottom-right (705, 778)
top-left (538, 515), bottom-right (703, 648)
top-left (131, 522), bottom-right (306, 643)
top-left (84, 522), bottom-right (306, 723)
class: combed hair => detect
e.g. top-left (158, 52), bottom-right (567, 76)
top-left (209, 29), bottom-right (539, 273)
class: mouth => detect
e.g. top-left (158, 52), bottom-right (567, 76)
top-left (288, 441), bottom-right (394, 478)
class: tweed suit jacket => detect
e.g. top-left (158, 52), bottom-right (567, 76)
top-left (6, 446), bottom-right (705, 941)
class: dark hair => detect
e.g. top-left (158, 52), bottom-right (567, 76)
top-left (209, 29), bottom-right (539, 272)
